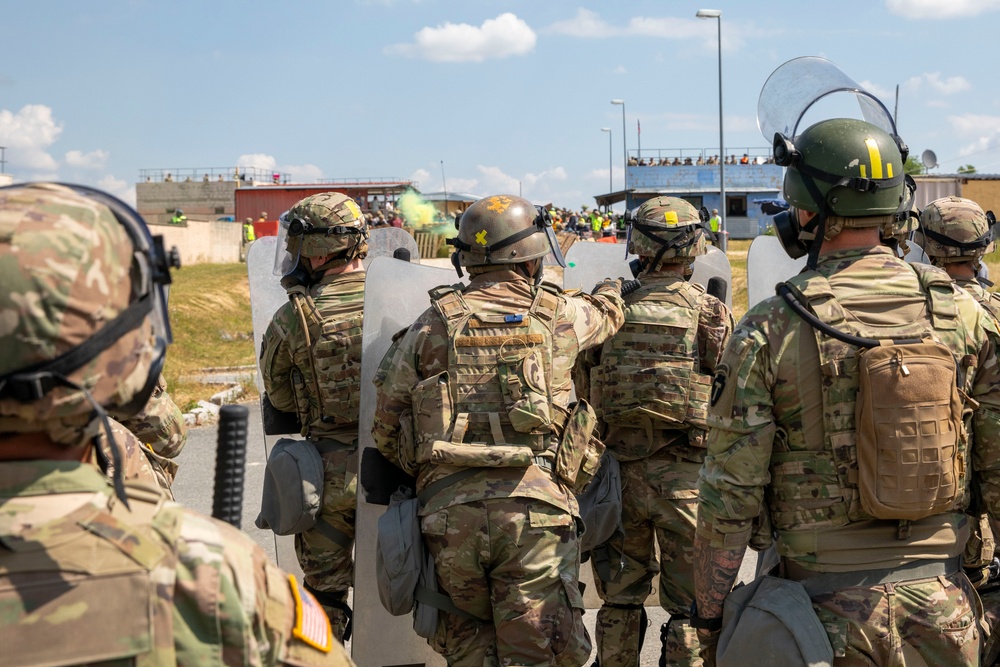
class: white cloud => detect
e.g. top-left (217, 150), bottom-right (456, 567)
top-left (97, 174), bottom-right (135, 206)
top-left (236, 153), bottom-right (322, 182)
top-left (949, 114), bottom-right (1000, 156)
top-left (386, 13), bottom-right (536, 63)
top-left (859, 79), bottom-right (894, 99)
top-left (65, 148), bottom-right (109, 170)
top-left (886, 0), bottom-right (1000, 19)
top-left (613, 65), bottom-right (627, 75)
top-left (0, 104), bottom-right (62, 175)
top-left (546, 9), bottom-right (744, 50)
top-left (903, 72), bottom-right (971, 95)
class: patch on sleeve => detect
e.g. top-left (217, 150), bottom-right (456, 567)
top-left (288, 574), bottom-right (332, 653)
top-left (710, 364), bottom-right (729, 406)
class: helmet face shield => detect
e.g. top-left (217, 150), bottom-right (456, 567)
top-left (273, 211), bottom-right (301, 277)
top-left (538, 207), bottom-right (567, 267)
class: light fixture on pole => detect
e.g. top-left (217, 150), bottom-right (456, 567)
top-left (601, 128), bottom-right (612, 196)
top-left (696, 8), bottom-right (726, 252)
top-left (610, 99), bottom-right (627, 197)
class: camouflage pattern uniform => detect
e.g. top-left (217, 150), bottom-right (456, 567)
top-left (372, 194), bottom-right (626, 667)
top-left (119, 374), bottom-right (188, 492)
top-left (697, 119), bottom-right (1000, 666)
top-left (0, 461), bottom-right (354, 667)
top-left (0, 182), bottom-right (353, 666)
top-left (260, 192), bottom-right (370, 642)
top-left (575, 197), bottom-right (734, 666)
top-left (916, 196), bottom-right (1000, 665)
top-left (698, 245), bottom-right (1000, 665)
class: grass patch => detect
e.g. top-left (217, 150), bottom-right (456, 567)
top-left (163, 263), bottom-right (257, 411)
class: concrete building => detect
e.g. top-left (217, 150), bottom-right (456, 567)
top-left (594, 149), bottom-right (782, 239)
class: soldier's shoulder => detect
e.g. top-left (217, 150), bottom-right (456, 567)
top-left (168, 507), bottom-right (353, 665)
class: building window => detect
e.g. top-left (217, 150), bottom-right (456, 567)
top-left (727, 195), bottom-right (747, 217)
top-left (215, 206), bottom-right (225, 214)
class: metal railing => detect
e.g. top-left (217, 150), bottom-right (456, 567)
top-left (630, 147), bottom-right (775, 166)
top-left (315, 177), bottom-right (417, 187)
top-left (139, 166), bottom-right (291, 183)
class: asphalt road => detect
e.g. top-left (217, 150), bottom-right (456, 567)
top-left (171, 400), bottom-right (759, 666)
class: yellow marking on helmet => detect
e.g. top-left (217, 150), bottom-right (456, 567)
top-left (865, 138), bottom-right (884, 179)
top-left (886, 162), bottom-right (894, 178)
top-left (663, 211), bottom-right (679, 225)
top-left (486, 196), bottom-right (513, 214)
top-left (475, 229), bottom-right (488, 245)
top-left (344, 199), bottom-right (362, 220)
top-left (860, 164), bottom-right (867, 178)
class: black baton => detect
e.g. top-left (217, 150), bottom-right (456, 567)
top-left (212, 404), bottom-right (250, 528)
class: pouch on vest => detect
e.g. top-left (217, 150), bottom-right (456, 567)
top-left (856, 340), bottom-right (964, 521)
top-left (577, 450), bottom-right (624, 554)
top-left (411, 371), bottom-right (454, 463)
top-left (717, 576), bottom-right (833, 667)
top-left (556, 399), bottom-right (606, 494)
top-left (255, 438), bottom-right (325, 535)
top-left (497, 346), bottom-right (552, 432)
top-left (376, 486), bottom-right (423, 616)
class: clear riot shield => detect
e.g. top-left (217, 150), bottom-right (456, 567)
top-left (564, 242), bottom-right (733, 309)
top-left (354, 257), bottom-right (458, 666)
top-left (366, 226), bottom-right (421, 265)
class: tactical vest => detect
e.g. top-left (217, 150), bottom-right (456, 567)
top-left (769, 264), bottom-right (975, 556)
top-left (413, 283), bottom-right (561, 467)
top-left (0, 482), bottom-right (182, 666)
top-left (590, 278), bottom-right (712, 458)
top-left (960, 278), bottom-right (1000, 324)
top-left (288, 275), bottom-right (364, 441)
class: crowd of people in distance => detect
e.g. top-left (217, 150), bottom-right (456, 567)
top-left (629, 153), bottom-right (777, 166)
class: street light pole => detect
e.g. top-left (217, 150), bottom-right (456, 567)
top-left (601, 128), bottom-right (612, 196)
top-left (611, 99), bottom-right (627, 201)
top-left (696, 8), bottom-right (726, 252)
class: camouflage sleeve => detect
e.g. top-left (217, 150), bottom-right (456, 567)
top-left (573, 346), bottom-right (600, 406)
top-left (559, 278), bottom-right (625, 352)
top-left (697, 293), bottom-right (735, 376)
top-left (120, 374), bottom-right (188, 459)
top-left (696, 321), bottom-right (776, 550)
top-left (102, 419), bottom-right (176, 498)
top-left (372, 312), bottom-right (448, 475)
top-left (173, 509), bottom-right (355, 666)
top-left (260, 303), bottom-right (298, 414)
top-left (970, 314), bottom-right (1000, 521)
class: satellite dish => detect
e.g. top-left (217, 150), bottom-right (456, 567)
top-left (922, 149), bottom-right (938, 170)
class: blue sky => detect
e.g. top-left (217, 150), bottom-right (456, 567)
top-left (4, 0), bottom-right (1000, 209)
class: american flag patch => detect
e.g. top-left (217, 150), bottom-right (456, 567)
top-left (288, 575), bottom-right (333, 653)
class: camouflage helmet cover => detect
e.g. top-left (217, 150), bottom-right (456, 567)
top-left (915, 196), bottom-right (995, 263)
top-left (451, 194), bottom-right (551, 267)
top-left (781, 118), bottom-right (906, 221)
top-left (285, 191), bottom-right (369, 261)
top-left (0, 183), bottom-right (162, 447)
top-left (626, 196), bottom-right (707, 261)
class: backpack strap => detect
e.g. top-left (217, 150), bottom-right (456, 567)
top-left (783, 271), bottom-right (849, 329)
top-left (910, 263), bottom-right (959, 331)
top-left (529, 283), bottom-right (560, 330)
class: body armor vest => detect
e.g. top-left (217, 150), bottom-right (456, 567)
top-left (958, 278), bottom-right (1000, 323)
top-left (770, 264), bottom-right (975, 558)
top-left (590, 277), bottom-right (712, 458)
top-left (288, 274), bottom-right (365, 441)
top-left (0, 482), bottom-right (182, 666)
top-left (419, 283), bottom-right (561, 464)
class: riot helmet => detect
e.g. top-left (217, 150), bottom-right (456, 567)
top-left (758, 57), bottom-right (907, 267)
top-left (273, 192), bottom-right (369, 283)
top-left (915, 196), bottom-right (996, 271)
top-left (625, 196), bottom-right (707, 273)
top-left (881, 173), bottom-right (920, 257)
top-left (446, 194), bottom-right (566, 278)
top-left (0, 183), bottom-right (177, 498)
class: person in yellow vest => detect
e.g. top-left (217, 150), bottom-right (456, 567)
top-left (241, 217), bottom-right (256, 262)
top-left (707, 208), bottom-right (721, 245)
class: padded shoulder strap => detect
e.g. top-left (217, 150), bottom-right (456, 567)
top-left (910, 263), bottom-right (959, 331)
top-left (529, 284), bottom-right (560, 328)
top-left (430, 285), bottom-right (472, 330)
top-left (784, 271), bottom-right (848, 328)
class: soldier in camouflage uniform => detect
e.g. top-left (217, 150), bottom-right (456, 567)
top-left (915, 196), bottom-right (1000, 665)
top-left (118, 373), bottom-right (188, 492)
top-left (259, 192), bottom-right (369, 642)
top-left (693, 119), bottom-right (1000, 666)
top-left (372, 194), bottom-right (626, 666)
top-left (575, 197), bottom-right (733, 667)
top-left (0, 182), bottom-right (353, 666)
